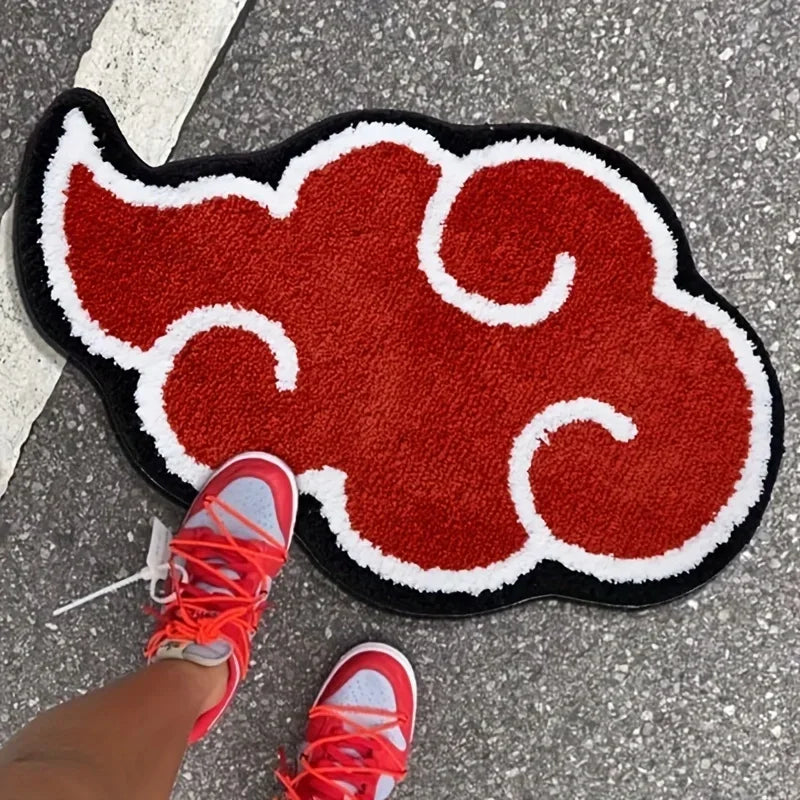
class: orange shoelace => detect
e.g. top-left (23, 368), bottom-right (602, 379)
top-left (145, 495), bottom-right (288, 674)
top-left (276, 704), bottom-right (408, 800)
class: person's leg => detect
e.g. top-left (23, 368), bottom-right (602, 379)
top-left (0, 451), bottom-right (297, 800)
top-left (0, 660), bottom-right (225, 800)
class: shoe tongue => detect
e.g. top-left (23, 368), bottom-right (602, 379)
top-left (300, 735), bottom-right (371, 799)
top-left (195, 556), bottom-right (240, 596)
top-left (183, 639), bottom-right (233, 663)
top-left (302, 776), bottom-right (360, 800)
top-left (153, 552), bottom-right (238, 666)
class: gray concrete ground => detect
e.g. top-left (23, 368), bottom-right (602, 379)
top-left (0, 0), bottom-right (112, 206)
top-left (1, 0), bottom-right (799, 798)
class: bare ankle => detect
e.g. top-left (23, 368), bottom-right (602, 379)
top-left (148, 659), bottom-right (229, 715)
top-left (198, 662), bottom-right (229, 714)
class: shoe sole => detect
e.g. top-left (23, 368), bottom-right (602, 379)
top-left (201, 450), bottom-right (299, 551)
top-left (314, 641), bottom-right (419, 740)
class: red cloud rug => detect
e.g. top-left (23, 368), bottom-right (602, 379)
top-left (15, 90), bottom-right (783, 616)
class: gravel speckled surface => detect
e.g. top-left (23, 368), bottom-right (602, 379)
top-left (0, 0), bottom-right (112, 206)
top-left (2, 1), bottom-right (799, 798)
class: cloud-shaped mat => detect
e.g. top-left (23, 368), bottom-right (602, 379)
top-left (14, 89), bottom-right (783, 616)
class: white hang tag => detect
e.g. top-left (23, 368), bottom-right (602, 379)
top-left (52, 517), bottom-right (174, 617)
top-left (146, 515), bottom-right (176, 603)
top-left (147, 516), bottom-right (172, 580)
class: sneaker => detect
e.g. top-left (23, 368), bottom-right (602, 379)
top-left (277, 643), bottom-right (417, 800)
top-left (145, 451), bottom-right (297, 742)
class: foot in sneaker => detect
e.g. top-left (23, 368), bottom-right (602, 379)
top-left (276, 643), bottom-right (417, 800)
top-left (145, 451), bottom-right (297, 742)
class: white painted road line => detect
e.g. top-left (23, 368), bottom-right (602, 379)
top-left (0, 204), bottom-right (62, 497)
top-left (0, 0), bottom-right (249, 498)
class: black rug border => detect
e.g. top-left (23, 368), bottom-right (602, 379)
top-left (13, 88), bottom-right (785, 618)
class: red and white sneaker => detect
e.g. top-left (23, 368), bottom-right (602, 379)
top-left (145, 451), bottom-right (297, 742)
top-left (276, 643), bottom-right (417, 800)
